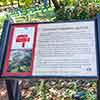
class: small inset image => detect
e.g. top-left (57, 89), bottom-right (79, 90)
top-left (11, 27), bottom-right (35, 49)
top-left (16, 34), bottom-right (30, 48)
top-left (8, 49), bottom-right (32, 72)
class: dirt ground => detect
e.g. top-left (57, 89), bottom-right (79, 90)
top-left (0, 80), bottom-right (8, 100)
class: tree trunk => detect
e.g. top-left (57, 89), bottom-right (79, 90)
top-left (38, 0), bottom-right (41, 4)
top-left (49, 0), bottom-right (51, 7)
top-left (18, 0), bottom-right (20, 7)
top-left (10, 0), bottom-right (13, 7)
top-left (51, 0), bottom-right (60, 9)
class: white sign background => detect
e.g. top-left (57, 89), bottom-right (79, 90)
top-left (32, 21), bottom-right (98, 77)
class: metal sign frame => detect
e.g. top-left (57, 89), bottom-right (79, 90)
top-left (0, 20), bottom-right (99, 79)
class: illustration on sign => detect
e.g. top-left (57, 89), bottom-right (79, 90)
top-left (16, 34), bottom-right (30, 47)
top-left (3, 24), bottom-right (36, 76)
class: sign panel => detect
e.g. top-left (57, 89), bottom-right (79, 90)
top-left (2, 21), bottom-right (98, 78)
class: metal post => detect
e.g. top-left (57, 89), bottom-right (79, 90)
top-left (6, 80), bottom-right (21, 100)
top-left (97, 80), bottom-right (100, 100)
top-left (0, 20), bottom-right (11, 74)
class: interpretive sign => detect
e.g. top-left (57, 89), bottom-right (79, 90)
top-left (0, 19), bottom-right (99, 78)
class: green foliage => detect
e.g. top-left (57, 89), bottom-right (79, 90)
top-left (19, 0), bottom-right (33, 8)
top-left (0, 1), bottom-right (98, 100)
top-left (55, 0), bottom-right (100, 21)
top-left (21, 80), bottom-right (97, 100)
top-left (97, 0), bottom-right (100, 5)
